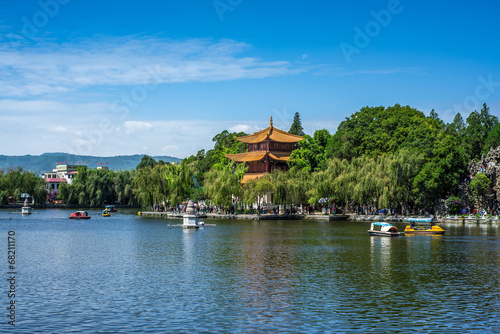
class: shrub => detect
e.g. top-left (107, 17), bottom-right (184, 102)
top-left (446, 196), bottom-right (462, 214)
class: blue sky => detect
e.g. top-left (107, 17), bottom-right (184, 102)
top-left (0, 0), bottom-right (499, 158)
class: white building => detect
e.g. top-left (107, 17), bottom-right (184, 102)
top-left (42, 164), bottom-right (79, 191)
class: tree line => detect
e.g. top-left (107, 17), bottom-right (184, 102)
top-left (1, 105), bottom-right (498, 214)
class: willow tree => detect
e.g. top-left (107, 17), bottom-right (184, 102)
top-left (388, 148), bottom-right (425, 214)
top-left (165, 161), bottom-right (193, 207)
top-left (243, 173), bottom-right (273, 209)
top-left (204, 161), bottom-right (245, 210)
top-left (284, 168), bottom-right (312, 209)
top-left (0, 167), bottom-right (47, 204)
top-left (328, 155), bottom-right (387, 213)
top-left (113, 170), bottom-right (137, 205)
top-left (309, 157), bottom-right (348, 210)
top-left (133, 164), bottom-right (170, 208)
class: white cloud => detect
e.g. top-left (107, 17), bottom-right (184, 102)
top-left (0, 99), bottom-right (110, 114)
top-left (0, 36), bottom-right (300, 98)
top-left (51, 126), bottom-right (68, 133)
top-left (161, 145), bottom-right (179, 153)
top-left (123, 121), bottom-right (153, 134)
top-left (0, 114), bottom-right (337, 158)
top-left (229, 124), bottom-right (260, 134)
top-left (0, 36), bottom-right (309, 157)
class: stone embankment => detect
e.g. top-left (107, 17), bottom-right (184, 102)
top-left (141, 211), bottom-right (500, 224)
top-left (351, 214), bottom-right (500, 224)
top-left (140, 212), bottom-right (348, 221)
top-left (459, 146), bottom-right (500, 211)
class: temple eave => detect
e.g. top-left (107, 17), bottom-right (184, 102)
top-left (225, 152), bottom-right (290, 163)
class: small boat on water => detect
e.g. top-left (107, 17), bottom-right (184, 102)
top-left (404, 218), bottom-right (445, 235)
top-left (102, 209), bottom-right (111, 217)
top-left (21, 199), bottom-right (32, 215)
top-left (368, 222), bottom-right (400, 236)
top-left (69, 211), bottom-right (91, 220)
top-left (105, 205), bottom-right (117, 212)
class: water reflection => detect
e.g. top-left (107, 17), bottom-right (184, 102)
top-left (369, 235), bottom-right (393, 276)
top-left (234, 222), bottom-right (297, 332)
top-left (4, 211), bottom-right (500, 333)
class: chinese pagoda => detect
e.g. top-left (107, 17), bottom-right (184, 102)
top-left (225, 117), bottom-right (303, 183)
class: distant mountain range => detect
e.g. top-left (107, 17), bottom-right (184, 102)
top-left (0, 153), bottom-right (182, 173)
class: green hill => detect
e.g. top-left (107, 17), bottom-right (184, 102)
top-left (0, 153), bottom-right (182, 173)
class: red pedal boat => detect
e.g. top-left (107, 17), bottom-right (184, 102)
top-left (69, 211), bottom-right (91, 220)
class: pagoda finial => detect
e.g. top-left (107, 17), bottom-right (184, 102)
top-left (270, 116), bottom-right (273, 127)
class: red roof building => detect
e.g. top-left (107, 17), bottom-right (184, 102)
top-left (225, 117), bottom-right (303, 183)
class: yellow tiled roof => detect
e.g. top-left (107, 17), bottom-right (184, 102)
top-left (225, 152), bottom-right (267, 162)
top-left (241, 173), bottom-right (266, 184)
top-left (268, 152), bottom-right (290, 161)
top-left (225, 151), bottom-right (291, 162)
top-left (236, 117), bottom-right (303, 144)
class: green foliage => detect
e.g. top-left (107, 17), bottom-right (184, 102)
top-left (470, 173), bottom-right (491, 205)
top-left (445, 196), bottom-right (462, 214)
top-left (288, 129), bottom-right (331, 171)
top-left (411, 134), bottom-right (468, 207)
top-left (204, 161), bottom-right (245, 209)
top-left (428, 109), bottom-right (445, 127)
top-left (465, 103), bottom-right (499, 160)
top-left (445, 113), bottom-right (465, 141)
top-left (113, 170), bottom-right (136, 205)
top-left (58, 167), bottom-right (116, 207)
top-left (133, 161), bottom-right (194, 208)
top-left (0, 167), bottom-right (47, 204)
top-left (326, 104), bottom-right (443, 161)
top-left (483, 123), bottom-right (500, 155)
top-left (52, 104), bottom-right (500, 213)
top-left (58, 168), bottom-right (138, 207)
top-left (289, 112), bottom-right (305, 136)
top-left (136, 155), bottom-right (158, 169)
top-left (244, 174), bottom-right (273, 207)
top-left (243, 169), bottom-right (312, 209)
top-left (191, 130), bottom-right (247, 183)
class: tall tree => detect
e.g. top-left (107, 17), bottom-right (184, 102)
top-left (288, 129), bottom-right (331, 171)
top-left (470, 173), bottom-right (491, 209)
top-left (136, 155), bottom-right (158, 169)
top-left (243, 174), bottom-right (273, 208)
top-left (445, 112), bottom-right (466, 142)
top-left (428, 109), bottom-right (444, 127)
top-left (465, 103), bottom-right (499, 159)
top-left (289, 112), bottom-right (305, 136)
top-left (484, 123), bottom-right (500, 154)
top-left (326, 104), bottom-right (443, 161)
top-left (204, 161), bottom-right (245, 210)
top-left (0, 167), bottom-right (47, 204)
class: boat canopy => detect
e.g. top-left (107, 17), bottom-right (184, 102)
top-left (407, 218), bottom-right (433, 223)
top-left (372, 222), bottom-right (394, 227)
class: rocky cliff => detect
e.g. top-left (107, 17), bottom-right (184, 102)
top-left (459, 146), bottom-right (500, 212)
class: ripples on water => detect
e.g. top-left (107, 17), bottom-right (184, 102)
top-left (1, 210), bottom-right (499, 333)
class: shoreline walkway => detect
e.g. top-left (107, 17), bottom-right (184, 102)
top-left (141, 211), bottom-right (500, 224)
top-left (140, 211), bottom-right (348, 221)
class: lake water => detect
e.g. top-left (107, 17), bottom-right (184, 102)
top-left (1, 208), bottom-right (499, 333)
